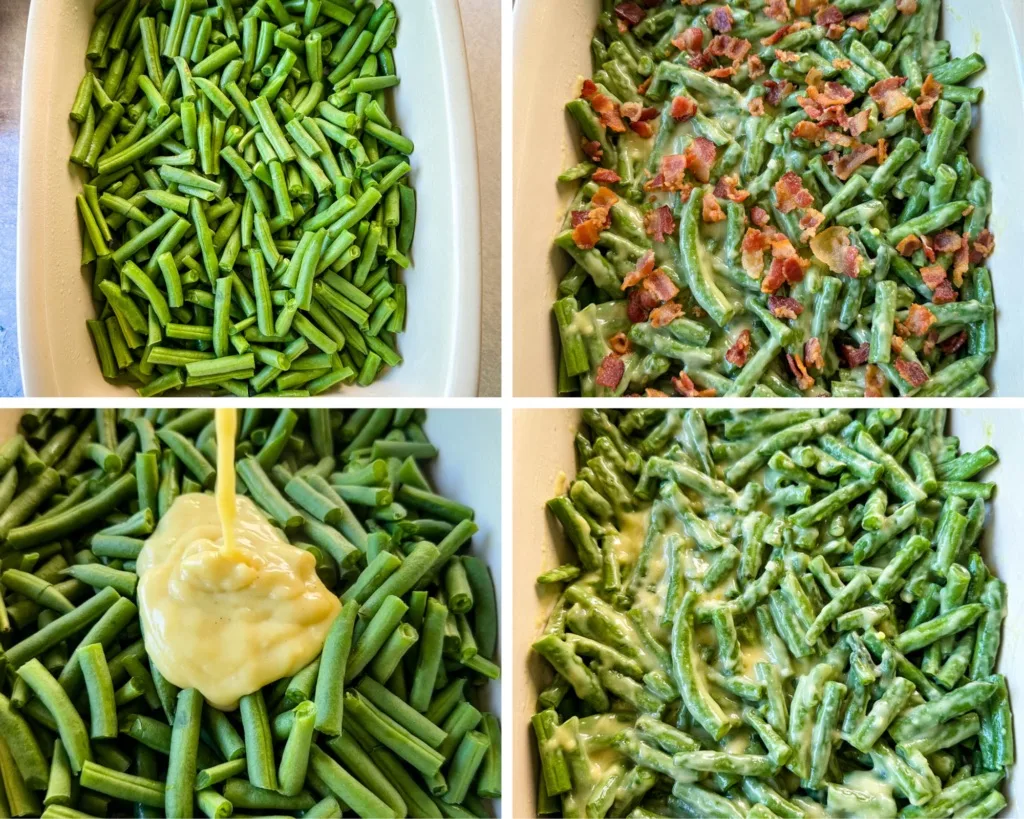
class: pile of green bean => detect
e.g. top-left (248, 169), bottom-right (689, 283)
top-left (71, 0), bottom-right (415, 396)
top-left (554, 0), bottom-right (995, 397)
top-left (533, 407), bottom-right (1010, 818)
top-left (0, 408), bottom-right (500, 818)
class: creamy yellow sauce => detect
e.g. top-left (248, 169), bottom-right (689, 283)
top-left (137, 409), bottom-right (340, 709)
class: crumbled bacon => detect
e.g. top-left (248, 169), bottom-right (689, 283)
top-left (748, 97), bottom-right (766, 117)
top-left (751, 207), bottom-right (771, 227)
top-left (799, 209), bottom-right (825, 243)
top-left (571, 209), bottom-right (607, 249)
top-left (768, 295), bottom-right (804, 319)
top-left (840, 342), bottom-right (870, 367)
top-left (650, 301), bottom-right (684, 327)
top-left (726, 329), bottom-right (752, 367)
top-left (702, 189), bottom-right (726, 223)
top-left (592, 168), bottom-right (621, 185)
top-left (914, 74), bottom-right (943, 133)
top-left (805, 337), bottom-right (825, 370)
top-left (581, 138), bottom-right (603, 163)
top-left (810, 226), bottom-right (861, 276)
top-left (645, 388), bottom-right (668, 397)
top-left (595, 355), bottom-right (625, 388)
top-left (793, 120), bottom-right (827, 144)
top-left (670, 96), bottom-right (698, 121)
top-left (672, 371), bottom-right (716, 397)
top-left (932, 279), bottom-right (958, 304)
top-left (707, 67), bottom-right (736, 79)
top-left (762, 255), bottom-right (808, 293)
top-left (826, 23), bottom-right (846, 39)
top-left (795, 0), bottom-right (826, 14)
top-left (621, 250), bottom-right (656, 289)
top-left (643, 271), bottom-right (680, 302)
top-left (816, 4), bottom-right (843, 25)
top-left (787, 353), bottom-right (815, 390)
top-left (763, 80), bottom-right (794, 106)
top-left (905, 303), bottom-right (937, 337)
top-left (627, 288), bottom-right (659, 322)
top-left (896, 0), bottom-right (917, 12)
top-left (630, 120), bottom-right (654, 138)
top-left (876, 138), bottom-right (889, 164)
top-left (895, 358), bottom-right (929, 387)
top-left (869, 77), bottom-right (914, 119)
top-left (896, 235), bottom-right (922, 257)
top-left (646, 154), bottom-right (689, 192)
top-left (844, 109), bottom-right (870, 138)
top-left (864, 364), bottom-right (885, 397)
top-left (592, 187), bottom-right (618, 209)
top-left (920, 233), bottom-right (936, 263)
top-left (673, 27), bottom-right (705, 53)
top-left (644, 206), bottom-right (676, 243)
top-left (920, 265), bottom-right (947, 291)
top-left (847, 12), bottom-right (869, 29)
top-left (765, 0), bottom-right (791, 21)
top-left (714, 175), bottom-right (750, 202)
top-left (774, 171), bottom-right (814, 214)
top-left (707, 35), bottom-right (751, 64)
top-left (827, 142), bottom-right (877, 181)
top-left (814, 82), bottom-right (855, 107)
top-left (708, 6), bottom-right (734, 32)
top-left (775, 49), bottom-right (800, 63)
top-left (608, 332), bottom-right (632, 355)
top-left (684, 138), bottom-right (717, 183)
top-left (580, 79), bottom-right (598, 101)
top-left (590, 93), bottom-right (627, 133)
top-left (761, 21), bottom-right (810, 46)
top-left (941, 330), bottom-right (967, 354)
top-left (748, 55), bottom-right (766, 78)
top-left (933, 231), bottom-right (963, 254)
top-left (952, 236), bottom-right (970, 285)
top-left (613, 2), bottom-right (646, 27)
top-left (970, 229), bottom-right (995, 263)
top-left (742, 228), bottom-right (768, 278)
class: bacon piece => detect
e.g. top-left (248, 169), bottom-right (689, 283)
top-left (742, 228), bottom-right (768, 278)
top-left (827, 142), bottom-right (877, 181)
top-left (905, 303), bottom-right (937, 337)
top-left (608, 332), bottom-right (632, 355)
top-left (795, 0), bottom-right (827, 14)
top-left (620, 101), bottom-right (643, 122)
top-left (952, 235), bottom-right (970, 285)
top-left (621, 250), bottom-right (657, 289)
top-left (805, 337), bottom-right (825, 370)
top-left (941, 330), bottom-right (967, 354)
top-left (775, 49), bottom-right (799, 63)
top-left (650, 301), bottom-right (684, 327)
top-left (572, 215), bottom-right (603, 249)
top-left (707, 67), bottom-right (736, 79)
top-left (748, 97), bottom-right (766, 116)
top-left (596, 354), bottom-right (625, 388)
top-left (748, 55), bottom-right (766, 78)
top-left (673, 27), bottom-right (705, 53)
top-left (919, 233), bottom-right (936, 263)
top-left (707, 34), bottom-right (751, 63)
top-left (876, 138), bottom-right (889, 165)
top-left (592, 168), bottom-right (621, 185)
top-left (765, 0), bottom-right (791, 21)
top-left (627, 287), bottom-right (659, 322)
top-left (684, 138), bottom-right (717, 184)
top-left (826, 23), bottom-right (846, 38)
top-left (751, 207), bottom-right (771, 227)
top-left (839, 342), bottom-right (870, 367)
top-left (645, 154), bottom-right (688, 192)
top-left (763, 80), bottom-right (794, 106)
top-left (799, 209), bottom-right (825, 243)
top-left (810, 226), bottom-right (861, 276)
top-left (672, 371), bottom-right (716, 397)
top-left (932, 279), bottom-right (957, 304)
top-left (920, 265), bottom-right (947, 292)
top-left (645, 388), bottom-right (668, 397)
top-left (630, 120), bottom-right (654, 138)
top-left (714, 175), bottom-right (750, 202)
top-left (896, 235), bottom-right (923, 257)
top-left (768, 295), bottom-right (804, 319)
top-left (581, 138), bottom-right (603, 163)
top-left (644, 206), bottom-right (677, 243)
top-left (847, 12), bottom-right (869, 29)
top-left (774, 171), bottom-right (814, 214)
top-left (914, 74), bottom-right (943, 133)
top-left (613, 2), bottom-right (646, 27)
top-left (762, 256), bottom-right (808, 293)
top-left (580, 79), bottom-right (598, 101)
top-left (701, 189), bottom-right (726, 223)
top-left (787, 353), bottom-right (815, 390)
top-left (970, 229), bottom-right (995, 263)
top-left (591, 187), bottom-right (618, 209)
top-left (847, 109), bottom-right (872, 138)
top-left (708, 6), bottom-right (734, 32)
top-left (670, 96), bottom-right (698, 121)
top-left (761, 21), bottom-right (810, 46)
top-left (864, 364), bottom-right (886, 397)
top-left (869, 77), bottom-right (914, 119)
top-left (590, 93), bottom-right (627, 133)
top-left (643, 271), bottom-right (680, 302)
top-left (816, 4), bottom-right (844, 25)
top-left (895, 358), bottom-right (929, 387)
top-left (932, 230), bottom-right (963, 254)
top-left (638, 76), bottom-right (652, 95)
top-left (896, 0), bottom-right (918, 12)
top-left (726, 329), bottom-right (752, 367)
top-left (813, 81), bottom-right (855, 107)
top-left (793, 120), bottom-right (827, 144)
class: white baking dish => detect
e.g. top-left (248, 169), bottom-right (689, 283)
top-left (512, 0), bottom-right (1024, 396)
top-left (511, 407), bottom-right (1022, 817)
top-left (0, 405), bottom-right (504, 813)
top-left (17, 0), bottom-right (481, 397)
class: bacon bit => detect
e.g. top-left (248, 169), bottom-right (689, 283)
top-left (650, 301), bottom-right (684, 327)
top-left (941, 330), bottom-right (967, 354)
top-left (672, 371), bottom-right (716, 397)
top-left (670, 96), bottom-right (698, 121)
top-left (847, 12), bottom-right (869, 29)
top-left (762, 256), bottom-right (808, 293)
top-left (725, 329), bottom-right (752, 367)
top-left (892, 334), bottom-right (906, 355)
top-left (876, 138), bottom-right (888, 164)
top-left (865, 364), bottom-right (886, 397)
top-left (707, 34), bottom-right (752, 64)
top-left (787, 353), bottom-right (815, 390)
top-left (810, 225), bottom-right (861, 276)
top-left (704, 67), bottom-right (733, 79)
top-left (840, 342), bottom-right (870, 367)
top-left (644, 206), bottom-right (677, 243)
top-left (895, 235), bottom-right (922, 257)
top-left (590, 93), bottom-right (627, 133)
top-left (869, 77), bottom-right (914, 119)
top-left (933, 230), bottom-right (963, 254)
top-left (793, 120), bottom-right (827, 144)
top-left (799, 208), bottom-right (825, 242)
top-left (795, 0), bottom-right (827, 14)
top-left (827, 23), bottom-right (847, 38)
top-left (620, 101), bottom-right (643, 122)
top-left (971, 229), bottom-right (995, 263)
top-left (749, 97), bottom-right (766, 116)
top-left (906, 303), bottom-right (937, 336)
top-left (765, 0), bottom-right (791, 21)
top-left (920, 265), bottom-right (947, 291)
top-left (596, 354), bottom-right (625, 388)
top-left (629, 120), bottom-right (654, 138)
top-left (643, 271), bottom-right (680, 302)
top-left (775, 49), bottom-right (800, 63)
top-left (827, 142), bottom-right (878, 181)
top-left (768, 295), bottom-right (805, 319)
top-left (627, 288), bottom-right (659, 322)
top-left (571, 212), bottom-right (606, 249)
top-left (637, 76), bottom-right (652, 96)
top-left (570, 211), bottom-right (589, 228)
top-left (805, 337), bottom-right (825, 370)
top-left (761, 21), bottom-right (810, 46)
top-left (810, 81), bottom-right (856, 108)
top-left (913, 74), bottom-right (943, 133)
top-left (919, 233), bottom-right (936, 263)
top-left (751, 207), bottom-right (771, 227)
top-left (645, 388), bottom-right (669, 397)
top-left (896, 0), bottom-right (918, 13)
top-left (714, 175), bottom-right (750, 202)
top-left (842, 110), bottom-right (870, 140)
top-left (763, 80), bottom-right (794, 106)
top-left (748, 55), bottom-right (766, 78)
top-left (708, 6), bottom-right (734, 33)
top-left (592, 168), bottom-right (621, 185)
top-left (816, 4), bottom-right (844, 25)
top-left (684, 138), bottom-right (717, 184)
top-left (592, 187), bottom-right (619, 209)
top-left (774, 171), bottom-right (814, 214)
top-left (614, 2), bottom-right (646, 27)
top-left (621, 250), bottom-right (656, 289)
top-left (832, 57), bottom-right (853, 70)
top-left (608, 333), bottom-right (632, 355)
top-left (895, 358), bottom-right (929, 387)
top-left (952, 236), bottom-right (970, 285)
top-left (581, 138), bottom-right (603, 163)
top-left (580, 79), bottom-right (598, 101)
top-left (701, 190), bottom-right (726, 223)
top-left (673, 27), bottom-right (705, 53)
top-left (646, 155), bottom-right (691, 193)
top-left (932, 279), bottom-right (958, 304)
top-left (742, 228), bottom-right (768, 278)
